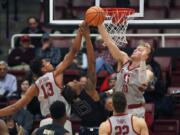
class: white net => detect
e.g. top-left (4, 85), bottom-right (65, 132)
top-left (103, 8), bottom-right (135, 46)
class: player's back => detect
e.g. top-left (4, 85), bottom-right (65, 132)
top-left (108, 113), bottom-right (138, 135)
top-left (35, 72), bottom-right (70, 117)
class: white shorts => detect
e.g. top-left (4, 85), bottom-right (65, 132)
top-left (127, 106), bottom-right (145, 118)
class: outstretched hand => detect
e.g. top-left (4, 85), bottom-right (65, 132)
top-left (79, 21), bottom-right (90, 37)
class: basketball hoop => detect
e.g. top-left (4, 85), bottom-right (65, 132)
top-left (103, 8), bottom-right (135, 46)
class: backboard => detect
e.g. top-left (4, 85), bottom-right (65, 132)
top-left (44, 0), bottom-right (180, 29)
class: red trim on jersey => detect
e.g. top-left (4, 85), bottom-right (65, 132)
top-left (34, 83), bottom-right (39, 97)
top-left (128, 103), bottom-right (144, 109)
top-left (119, 60), bottom-right (140, 73)
top-left (113, 113), bottom-right (128, 116)
top-left (108, 119), bottom-right (112, 135)
top-left (128, 61), bottom-right (140, 71)
top-left (131, 115), bottom-right (140, 135)
top-left (117, 60), bottom-right (130, 73)
top-left (52, 71), bottom-right (63, 90)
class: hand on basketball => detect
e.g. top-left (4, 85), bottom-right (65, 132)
top-left (79, 21), bottom-right (90, 37)
top-left (85, 6), bottom-right (105, 26)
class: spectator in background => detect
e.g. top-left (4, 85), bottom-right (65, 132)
top-left (35, 33), bottom-right (62, 67)
top-left (4, 116), bottom-right (25, 135)
top-left (20, 16), bottom-right (44, 48)
top-left (79, 76), bottom-right (88, 89)
top-left (0, 61), bottom-right (17, 99)
top-left (144, 56), bottom-right (165, 102)
top-left (0, 119), bottom-right (9, 135)
top-left (68, 36), bottom-right (88, 73)
top-left (8, 35), bottom-right (35, 71)
top-left (6, 92), bottom-right (33, 135)
top-left (35, 101), bottom-right (69, 135)
top-left (95, 36), bottom-right (115, 74)
top-left (20, 79), bottom-right (41, 118)
top-left (99, 73), bottom-right (117, 92)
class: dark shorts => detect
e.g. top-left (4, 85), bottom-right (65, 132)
top-left (79, 126), bottom-right (99, 135)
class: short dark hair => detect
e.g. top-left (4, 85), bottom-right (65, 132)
top-left (62, 85), bottom-right (77, 104)
top-left (50, 101), bottom-right (66, 120)
top-left (27, 16), bottom-right (39, 23)
top-left (112, 92), bottom-right (127, 113)
top-left (30, 58), bottom-right (43, 77)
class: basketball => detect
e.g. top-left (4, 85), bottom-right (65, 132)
top-left (85, 6), bottom-right (105, 26)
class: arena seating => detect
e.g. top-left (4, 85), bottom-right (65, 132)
top-left (152, 120), bottom-right (179, 135)
top-left (144, 8), bottom-right (165, 19)
top-left (147, 0), bottom-right (170, 8)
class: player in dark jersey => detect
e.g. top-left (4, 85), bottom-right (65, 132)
top-left (35, 101), bottom-right (69, 135)
top-left (62, 23), bottom-right (109, 135)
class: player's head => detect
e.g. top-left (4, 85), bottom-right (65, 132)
top-left (112, 91), bottom-right (127, 113)
top-left (30, 58), bottom-right (54, 77)
top-left (50, 101), bottom-right (67, 124)
top-left (62, 80), bottom-right (82, 104)
top-left (0, 61), bottom-right (8, 79)
top-left (131, 41), bottom-right (154, 62)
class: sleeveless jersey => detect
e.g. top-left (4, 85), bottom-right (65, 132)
top-left (35, 72), bottom-right (71, 116)
top-left (71, 90), bottom-right (108, 127)
top-left (36, 122), bottom-right (68, 135)
top-left (115, 61), bottom-right (145, 105)
top-left (108, 114), bottom-right (138, 135)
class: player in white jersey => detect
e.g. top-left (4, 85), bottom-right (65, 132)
top-left (0, 27), bottom-right (83, 134)
top-left (35, 71), bottom-right (70, 117)
top-left (98, 24), bottom-right (154, 117)
top-left (99, 91), bottom-right (149, 135)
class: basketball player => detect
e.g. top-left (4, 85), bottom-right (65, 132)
top-left (98, 24), bottom-right (154, 117)
top-left (99, 91), bottom-right (149, 135)
top-left (62, 23), bottom-right (109, 135)
top-left (35, 101), bottom-right (69, 135)
top-left (0, 27), bottom-right (83, 134)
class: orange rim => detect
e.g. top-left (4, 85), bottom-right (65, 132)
top-left (103, 8), bottom-right (135, 24)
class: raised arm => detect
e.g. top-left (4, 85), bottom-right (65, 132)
top-left (0, 84), bottom-right (37, 117)
top-left (98, 24), bottom-right (129, 65)
top-left (53, 29), bottom-right (82, 77)
top-left (81, 24), bottom-right (96, 92)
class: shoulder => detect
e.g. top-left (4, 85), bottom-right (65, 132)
top-left (6, 73), bottom-right (17, 80)
top-left (99, 120), bottom-right (111, 135)
top-left (132, 115), bottom-right (147, 128)
top-left (146, 69), bottom-right (154, 79)
top-left (35, 72), bottom-right (53, 83)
